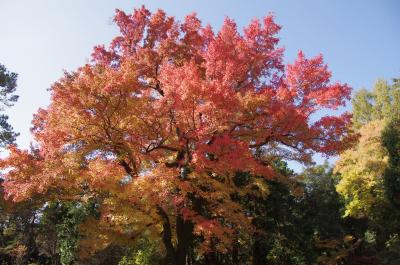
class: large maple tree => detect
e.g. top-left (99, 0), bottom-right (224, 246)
top-left (1, 6), bottom-right (354, 264)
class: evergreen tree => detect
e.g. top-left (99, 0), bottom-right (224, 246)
top-left (0, 64), bottom-right (18, 147)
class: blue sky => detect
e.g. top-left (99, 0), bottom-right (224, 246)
top-left (0, 0), bottom-right (399, 170)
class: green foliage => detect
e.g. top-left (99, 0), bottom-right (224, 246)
top-left (118, 238), bottom-right (158, 265)
top-left (352, 78), bottom-right (400, 128)
top-left (335, 120), bottom-right (388, 219)
top-left (0, 189), bottom-right (45, 265)
top-left (40, 201), bottom-right (97, 265)
top-left (265, 234), bottom-right (307, 265)
top-left (56, 203), bottom-right (84, 265)
top-left (231, 162), bottom-right (346, 265)
top-left (0, 64), bottom-right (18, 106)
top-left (0, 193), bottom-right (100, 265)
top-left (382, 116), bottom-right (400, 210)
top-left (302, 163), bottom-right (344, 239)
top-left (333, 78), bottom-right (400, 264)
top-left (381, 234), bottom-right (400, 265)
top-left (0, 63), bottom-right (18, 147)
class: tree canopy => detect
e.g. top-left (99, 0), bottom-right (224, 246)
top-left (4, 6), bottom-right (390, 265)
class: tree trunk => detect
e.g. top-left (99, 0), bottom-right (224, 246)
top-left (252, 235), bottom-right (264, 265)
top-left (157, 206), bottom-right (177, 265)
top-left (204, 251), bottom-right (218, 265)
top-left (157, 205), bottom-right (194, 265)
top-left (232, 240), bottom-right (239, 265)
top-left (175, 214), bottom-right (194, 265)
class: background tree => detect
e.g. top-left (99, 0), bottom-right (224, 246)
top-left (0, 65), bottom-right (29, 265)
top-left (335, 120), bottom-right (388, 219)
top-left (0, 63), bottom-right (18, 147)
top-left (335, 77), bottom-right (400, 265)
top-left (382, 115), bottom-right (400, 211)
top-left (352, 78), bottom-right (400, 129)
top-left (0, 182), bottom-right (48, 265)
top-left (380, 114), bottom-right (400, 265)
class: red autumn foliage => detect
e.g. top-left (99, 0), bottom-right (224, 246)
top-left (0, 6), bottom-right (354, 257)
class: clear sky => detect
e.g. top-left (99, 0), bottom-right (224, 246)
top-left (0, 0), bottom-right (399, 170)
